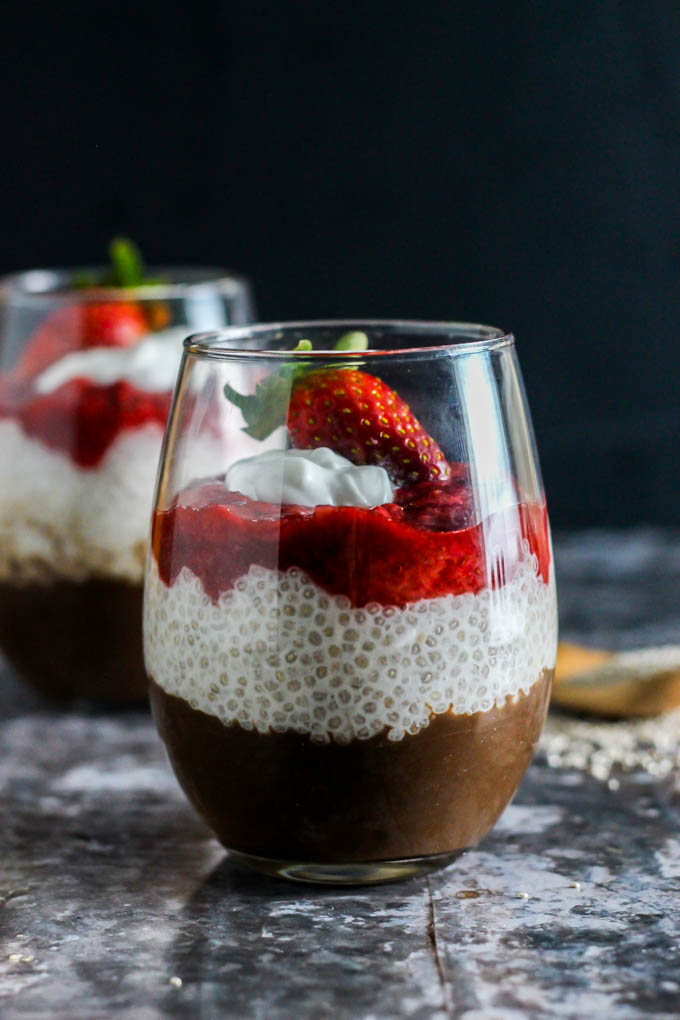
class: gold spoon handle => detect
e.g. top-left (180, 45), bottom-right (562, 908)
top-left (553, 642), bottom-right (680, 718)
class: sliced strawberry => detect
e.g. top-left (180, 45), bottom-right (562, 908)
top-left (520, 501), bottom-right (551, 584)
top-left (395, 466), bottom-right (473, 531)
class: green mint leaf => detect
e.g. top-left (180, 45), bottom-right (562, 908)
top-left (72, 270), bottom-right (100, 289)
top-left (334, 330), bottom-right (368, 351)
top-left (223, 374), bottom-right (293, 440)
top-left (223, 335), bottom-right (370, 441)
top-left (109, 237), bottom-right (145, 288)
top-left (224, 339), bottom-right (313, 440)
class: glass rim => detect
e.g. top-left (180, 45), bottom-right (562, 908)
top-left (0, 266), bottom-right (250, 304)
top-left (184, 320), bottom-right (514, 360)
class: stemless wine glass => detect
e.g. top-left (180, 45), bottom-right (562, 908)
top-left (0, 267), bottom-right (253, 701)
top-left (144, 321), bottom-right (558, 884)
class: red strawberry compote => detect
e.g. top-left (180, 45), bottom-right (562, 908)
top-left (145, 447), bottom-right (557, 871)
top-left (0, 325), bottom-right (189, 699)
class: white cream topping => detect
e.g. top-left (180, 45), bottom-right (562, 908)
top-left (144, 553), bottom-right (557, 743)
top-left (34, 326), bottom-right (187, 394)
top-left (225, 447), bottom-right (393, 508)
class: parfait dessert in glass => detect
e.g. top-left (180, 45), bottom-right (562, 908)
top-left (144, 322), bottom-right (557, 883)
top-left (0, 241), bottom-right (253, 701)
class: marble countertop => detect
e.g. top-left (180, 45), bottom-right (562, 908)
top-left (2, 529), bottom-right (680, 1019)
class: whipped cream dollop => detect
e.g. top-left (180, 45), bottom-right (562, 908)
top-left (35, 327), bottom-right (187, 394)
top-left (225, 447), bottom-right (393, 508)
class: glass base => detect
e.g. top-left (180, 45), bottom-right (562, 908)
top-left (225, 848), bottom-right (463, 885)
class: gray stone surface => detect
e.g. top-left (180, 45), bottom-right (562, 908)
top-left (2, 529), bottom-right (680, 1019)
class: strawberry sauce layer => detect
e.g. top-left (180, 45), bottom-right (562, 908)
top-left (152, 474), bottom-right (551, 608)
top-left (0, 377), bottom-right (171, 468)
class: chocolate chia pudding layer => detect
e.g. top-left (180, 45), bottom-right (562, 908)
top-left (0, 578), bottom-right (146, 702)
top-left (149, 669), bottom-right (552, 862)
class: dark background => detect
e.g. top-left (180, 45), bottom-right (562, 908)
top-left (2, 2), bottom-right (679, 528)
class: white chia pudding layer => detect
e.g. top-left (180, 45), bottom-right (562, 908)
top-left (144, 550), bottom-right (557, 743)
top-left (0, 419), bottom-right (165, 584)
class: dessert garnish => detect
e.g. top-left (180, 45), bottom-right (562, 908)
top-left (224, 447), bottom-right (394, 508)
top-left (223, 332), bottom-right (451, 486)
top-left (72, 237), bottom-right (160, 290)
top-left (1, 237), bottom-right (177, 467)
top-left (12, 239), bottom-right (164, 383)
